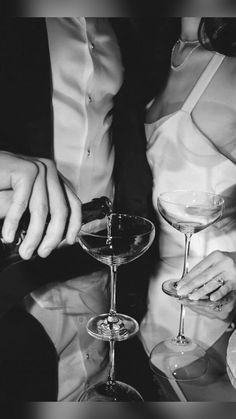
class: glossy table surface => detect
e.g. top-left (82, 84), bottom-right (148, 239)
top-left (116, 326), bottom-right (236, 401)
top-left (165, 327), bottom-right (236, 401)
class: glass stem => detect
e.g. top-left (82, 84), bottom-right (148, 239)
top-left (108, 340), bottom-right (116, 383)
top-left (177, 233), bottom-right (192, 343)
top-left (109, 265), bottom-right (117, 317)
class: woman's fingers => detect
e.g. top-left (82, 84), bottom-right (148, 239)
top-left (18, 161), bottom-right (49, 260)
top-left (187, 306), bottom-right (216, 319)
top-left (177, 251), bottom-right (223, 295)
top-left (37, 159), bottom-right (69, 258)
top-left (188, 274), bottom-right (225, 301)
top-left (181, 294), bottom-right (235, 320)
top-left (177, 264), bottom-right (223, 298)
top-left (189, 305), bottom-right (229, 320)
top-left (176, 251), bottom-right (236, 299)
top-left (210, 282), bottom-right (233, 302)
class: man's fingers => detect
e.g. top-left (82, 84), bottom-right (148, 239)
top-left (63, 184), bottom-right (82, 244)
top-left (0, 153), bottom-right (81, 259)
top-left (18, 161), bottom-right (49, 260)
top-left (1, 160), bottom-right (38, 243)
top-left (0, 190), bottom-right (13, 219)
top-left (37, 160), bottom-right (68, 257)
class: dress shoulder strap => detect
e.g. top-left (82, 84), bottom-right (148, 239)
top-left (182, 53), bottom-right (225, 114)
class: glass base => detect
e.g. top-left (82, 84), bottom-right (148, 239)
top-left (87, 313), bottom-right (139, 341)
top-left (78, 380), bottom-right (144, 402)
top-left (150, 337), bottom-right (208, 381)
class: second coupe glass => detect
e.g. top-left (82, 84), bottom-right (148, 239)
top-left (150, 190), bottom-right (224, 381)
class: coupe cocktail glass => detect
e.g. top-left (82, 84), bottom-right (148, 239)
top-left (150, 190), bottom-right (224, 381)
top-left (79, 213), bottom-right (155, 342)
top-left (78, 213), bottom-right (155, 400)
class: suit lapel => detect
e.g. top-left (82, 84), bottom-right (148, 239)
top-left (24, 18), bottom-right (53, 158)
top-left (0, 19), bottom-right (53, 158)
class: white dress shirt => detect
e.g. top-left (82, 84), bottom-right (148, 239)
top-left (48, 17), bottom-right (123, 201)
top-left (28, 18), bottom-right (123, 401)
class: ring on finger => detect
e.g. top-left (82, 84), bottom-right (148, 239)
top-left (216, 277), bottom-right (225, 287)
top-left (213, 303), bottom-right (223, 312)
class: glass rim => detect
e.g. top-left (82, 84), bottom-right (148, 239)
top-left (157, 190), bottom-right (225, 208)
top-left (79, 213), bottom-right (155, 239)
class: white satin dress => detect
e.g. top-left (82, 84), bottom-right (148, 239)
top-left (140, 53), bottom-right (236, 356)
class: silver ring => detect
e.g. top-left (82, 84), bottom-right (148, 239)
top-left (214, 303), bottom-right (223, 312)
top-left (216, 278), bottom-right (225, 287)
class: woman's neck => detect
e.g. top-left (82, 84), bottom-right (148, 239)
top-left (181, 18), bottom-right (201, 42)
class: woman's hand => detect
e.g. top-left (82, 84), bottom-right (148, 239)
top-left (176, 250), bottom-right (236, 302)
top-left (179, 291), bottom-right (236, 321)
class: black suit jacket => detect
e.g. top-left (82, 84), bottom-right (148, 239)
top-left (0, 18), bottom-right (157, 319)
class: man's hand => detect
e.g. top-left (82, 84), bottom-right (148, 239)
top-left (0, 152), bottom-right (82, 260)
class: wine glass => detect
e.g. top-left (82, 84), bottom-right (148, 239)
top-left (150, 190), bottom-right (224, 381)
top-left (78, 213), bottom-right (155, 341)
top-left (78, 213), bottom-right (155, 401)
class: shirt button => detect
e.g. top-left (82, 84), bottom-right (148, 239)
top-left (88, 95), bottom-right (92, 103)
top-left (87, 149), bottom-right (91, 157)
top-left (90, 42), bottom-right (95, 50)
top-left (86, 353), bottom-right (90, 360)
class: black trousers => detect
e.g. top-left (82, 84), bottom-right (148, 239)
top-left (0, 307), bottom-right (58, 401)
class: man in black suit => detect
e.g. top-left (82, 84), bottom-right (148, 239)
top-left (0, 18), bottom-right (154, 400)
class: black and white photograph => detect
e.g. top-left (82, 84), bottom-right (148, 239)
top-left (1, 1), bottom-right (236, 417)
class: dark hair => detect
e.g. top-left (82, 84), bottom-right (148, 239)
top-left (151, 18), bottom-right (236, 57)
top-left (135, 18), bottom-right (236, 105)
top-left (199, 18), bottom-right (236, 57)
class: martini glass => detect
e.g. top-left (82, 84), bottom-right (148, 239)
top-left (150, 190), bottom-right (224, 381)
top-left (78, 213), bottom-right (155, 342)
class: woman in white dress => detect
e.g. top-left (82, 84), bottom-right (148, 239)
top-left (140, 17), bottom-right (236, 355)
